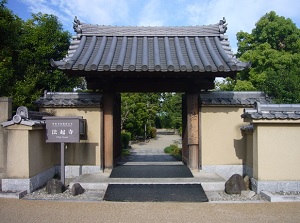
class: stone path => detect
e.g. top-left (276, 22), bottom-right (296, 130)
top-left (120, 131), bottom-right (182, 163)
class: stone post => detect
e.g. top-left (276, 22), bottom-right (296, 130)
top-left (186, 94), bottom-right (199, 170)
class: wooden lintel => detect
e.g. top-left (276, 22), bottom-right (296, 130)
top-left (86, 77), bottom-right (215, 92)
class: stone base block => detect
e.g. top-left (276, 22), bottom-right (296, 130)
top-left (65, 165), bottom-right (102, 178)
top-left (251, 178), bottom-right (300, 193)
top-left (2, 165), bottom-right (101, 193)
top-left (0, 190), bottom-right (27, 199)
top-left (2, 167), bottom-right (56, 193)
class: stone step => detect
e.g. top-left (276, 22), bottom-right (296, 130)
top-left (117, 161), bottom-right (184, 166)
top-left (69, 171), bottom-right (226, 191)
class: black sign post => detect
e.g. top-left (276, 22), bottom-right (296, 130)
top-left (43, 116), bottom-right (84, 185)
top-left (60, 142), bottom-right (65, 185)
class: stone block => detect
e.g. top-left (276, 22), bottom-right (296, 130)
top-left (225, 174), bottom-right (246, 194)
top-left (72, 183), bottom-right (85, 196)
top-left (46, 179), bottom-right (65, 194)
top-left (244, 175), bottom-right (250, 190)
top-left (241, 190), bottom-right (256, 199)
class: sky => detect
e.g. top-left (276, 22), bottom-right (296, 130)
top-left (6, 0), bottom-right (300, 53)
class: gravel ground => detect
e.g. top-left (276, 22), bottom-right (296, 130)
top-left (23, 179), bottom-right (105, 201)
top-left (23, 181), bottom-right (267, 202)
top-left (24, 188), bottom-right (105, 201)
top-left (206, 190), bottom-right (267, 202)
top-left (2, 198), bottom-right (300, 223)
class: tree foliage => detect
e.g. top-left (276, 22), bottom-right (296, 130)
top-left (157, 93), bottom-right (182, 129)
top-left (121, 93), bottom-right (182, 138)
top-left (0, 1), bottom-right (81, 109)
top-left (218, 11), bottom-right (300, 103)
top-left (121, 93), bottom-right (160, 138)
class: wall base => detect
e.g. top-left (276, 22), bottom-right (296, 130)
top-left (202, 165), bottom-right (253, 180)
top-left (1, 165), bottom-right (101, 193)
top-left (65, 165), bottom-right (102, 178)
top-left (2, 167), bottom-right (57, 193)
top-left (251, 178), bottom-right (300, 193)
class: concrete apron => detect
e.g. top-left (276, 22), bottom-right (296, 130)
top-left (70, 133), bottom-right (226, 195)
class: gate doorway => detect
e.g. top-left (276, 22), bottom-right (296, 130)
top-left (120, 92), bottom-right (183, 165)
top-left (102, 91), bottom-right (201, 170)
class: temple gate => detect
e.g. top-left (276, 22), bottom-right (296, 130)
top-left (51, 17), bottom-right (249, 169)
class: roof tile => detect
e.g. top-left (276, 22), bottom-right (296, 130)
top-left (242, 102), bottom-right (300, 120)
top-left (200, 91), bottom-right (271, 106)
top-left (51, 18), bottom-right (250, 74)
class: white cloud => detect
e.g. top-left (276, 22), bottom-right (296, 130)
top-left (21, 0), bottom-right (134, 29)
top-left (19, 0), bottom-right (300, 52)
top-left (137, 0), bottom-right (166, 26)
top-left (183, 0), bottom-right (300, 52)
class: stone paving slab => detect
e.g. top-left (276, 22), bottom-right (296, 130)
top-left (0, 190), bottom-right (27, 199)
top-left (109, 164), bottom-right (194, 178)
top-left (70, 169), bottom-right (226, 191)
top-left (261, 191), bottom-right (300, 202)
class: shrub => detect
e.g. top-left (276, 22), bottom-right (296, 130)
top-left (164, 144), bottom-right (182, 160)
top-left (149, 127), bottom-right (157, 138)
top-left (178, 126), bottom-right (182, 136)
top-left (121, 131), bottom-right (131, 150)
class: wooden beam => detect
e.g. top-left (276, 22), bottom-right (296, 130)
top-left (86, 77), bottom-right (215, 92)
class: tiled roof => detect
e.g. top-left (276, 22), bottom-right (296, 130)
top-left (200, 91), bottom-right (272, 106)
top-left (1, 106), bottom-right (48, 127)
top-left (240, 124), bottom-right (253, 133)
top-left (242, 103), bottom-right (300, 120)
top-left (51, 17), bottom-right (250, 74)
top-left (35, 92), bottom-right (102, 107)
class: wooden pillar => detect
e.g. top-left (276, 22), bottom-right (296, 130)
top-left (186, 93), bottom-right (199, 169)
top-left (103, 92), bottom-right (114, 169)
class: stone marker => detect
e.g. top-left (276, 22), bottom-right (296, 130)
top-left (225, 174), bottom-right (246, 194)
top-left (244, 175), bottom-right (250, 190)
top-left (241, 190), bottom-right (256, 199)
top-left (46, 179), bottom-right (65, 194)
top-left (72, 183), bottom-right (85, 196)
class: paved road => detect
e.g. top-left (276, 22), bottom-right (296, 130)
top-left (1, 198), bottom-right (300, 223)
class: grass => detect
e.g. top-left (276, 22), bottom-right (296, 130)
top-left (164, 144), bottom-right (182, 160)
top-left (121, 149), bottom-right (131, 157)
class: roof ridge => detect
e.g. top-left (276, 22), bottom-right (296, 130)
top-left (73, 16), bottom-right (227, 37)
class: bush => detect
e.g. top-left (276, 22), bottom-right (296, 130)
top-left (164, 144), bottom-right (182, 160)
top-left (178, 126), bottom-right (182, 136)
top-left (149, 127), bottom-right (157, 138)
top-left (121, 131), bottom-right (131, 150)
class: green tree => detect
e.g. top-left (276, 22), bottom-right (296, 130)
top-left (158, 93), bottom-right (182, 129)
top-left (121, 93), bottom-right (160, 138)
top-left (219, 11), bottom-right (300, 103)
top-left (13, 13), bottom-right (81, 109)
top-left (0, 0), bottom-right (23, 97)
top-left (121, 92), bottom-right (182, 138)
top-left (0, 1), bottom-right (82, 109)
